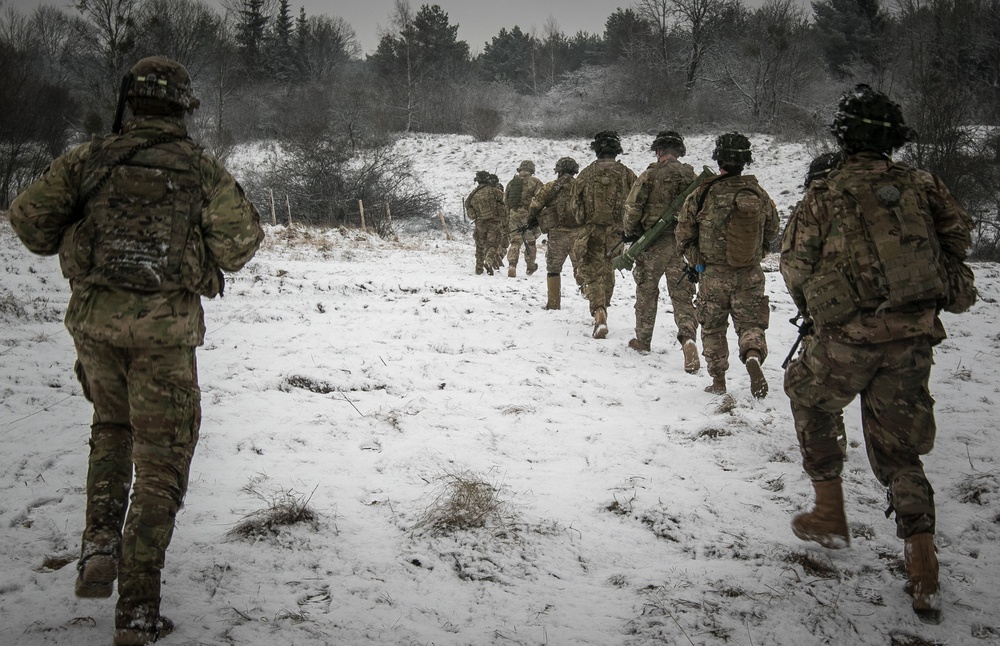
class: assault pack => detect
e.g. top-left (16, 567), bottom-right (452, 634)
top-left (505, 176), bottom-right (523, 209)
top-left (575, 162), bottom-right (631, 227)
top-left (58, 133), bottom-right (218, 296)
top-left (694, 175), bottom-right (770, 267)
top-left (802, 163), bottom-right (957, 325)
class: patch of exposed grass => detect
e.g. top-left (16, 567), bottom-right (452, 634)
top-left (411, 470), bottom-right (517, 537)
top-left (227, 477), bottom-right (320, 541)
top-left (783, 551), bottom-right (840, 579)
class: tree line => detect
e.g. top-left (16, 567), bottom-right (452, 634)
top-left (1, 0), bottom-right (998, 256)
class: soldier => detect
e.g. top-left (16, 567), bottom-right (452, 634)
top-left (491, 172), bottom-right (507, 271)
top-left (527, 156), bottom-right (580, 309)
top-left (571, 131), bottom-right (637, 338)
top-left (780, 84), bottom-right (975, 624)
top-left (676, 132), bottom-right (779, 397)
top-left (9, 56), bottom-right (264, 646)
top-left (505, 160), bottom-right (544, 277)
top-left (465, 170), bottom-right (505, 275)
top-left (623, 130), bottom-right (700, 372)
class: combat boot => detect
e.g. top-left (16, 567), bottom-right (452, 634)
top-left (75, 554), bottom-right (117, 598)
top-left (545, 274), bottom-right (561, 310)
top-left (114, 616), bottom-right (174, 646)
top-left (746, 351), bottom-right (768, 399)
top-left (791, 478), bottom-right (850, 549)
top-left (904, 533), bottom-right (942, 624)
top-left (628, 338), bottom-right (650, 352)
top-left (682, 339), bottom-right (700, 373)
top-left (508, 265), bottom-right (516, 278)
top-left (486, 266), bottom-right (494, 276)
top-left (527, 262), bottom-right (538, 276)
top-left (475, 266), bottom-right (484, 275)
top-left (705, 374), bottom-right (726, 394)
top-left (593, 308), bottom-right (608, 339)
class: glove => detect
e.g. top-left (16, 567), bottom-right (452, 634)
top-left (683, 265), bottom-right (700, 284)
top-left (695, 264), bottom-right (705, 273)
top-left (621, 231), bottom-right (641, 244)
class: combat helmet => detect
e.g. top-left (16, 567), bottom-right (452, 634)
top-left (830, 84), bottom-right (914, 154)
top-left (803, 151), bottom-right (842, 190)
top-left (590, 130), bottom-right (623, 157)
top-left (554, 157), bottom-right (579, 176)
top-left (712, 132), bottom-right (753, 170)
top-left (475, 170), bottom-right (491, 184)
top-left (128, 56), bottom-right (200, 115)
top-left (651, 130), bottom-right (685, 156)
top-left (517, 160), bottom-right (536, 173)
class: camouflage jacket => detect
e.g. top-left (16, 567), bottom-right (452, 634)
top-left (465, 184), bottom-right (505, 222)
top-left (529, 175), bottom-right (577, 232)
top-left (504, 172), bottom-right (542, 213)
top-left (10, 115), bottom-right (264, 347)
top-left (624, 158), bottom-right (696, 237)
top-left (676, 172), bottom-right (779, 267)
top-left (571, 159), bottom-right (637, 231)
top-left (779, 152), bottom-right (973, 344)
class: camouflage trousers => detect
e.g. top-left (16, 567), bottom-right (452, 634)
top-left (631, 233), bottom-right (698, 346)
top-left (574, 224), bottom-right (618, 314)
top-left (696, 264), bottom-right (769, 378)
top-left (784, 335), bottom-right (937, 538)
top-left (545, 227), bottom-right (583, 288)
top-left (73, 334), bottom-right (200, 630)
top-left (507, 209), bottom-right (539, 271)
top-left (473, 220), bottom-right (502, 272)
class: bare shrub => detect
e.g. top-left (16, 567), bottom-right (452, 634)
top-left (411, 470), bottom-right (517, 537)
top-left (227, 478), bottom-right (320, 541)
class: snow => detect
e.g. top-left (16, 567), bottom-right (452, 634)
top-left (2, 133), bottom-right (999, 646)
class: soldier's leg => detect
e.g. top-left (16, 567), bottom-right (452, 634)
top-left (661, 238), bottom-right (698, 344)
top-left (545, 230), bottom-right (570, 275)
top-left (631, 252), bottom-right (659, 347)
top-left (73, 338), bottom-right (133, 558)
top-left (696, 271), bottom-right (732, 387)
top-left (507, 231), bottom-right (522, 268)
top-left (524, 228), bottom-right (539, 274)
top-left (859, 340), bottom-right (937, 538)
top-left (473, 226), bottom-right (486, 273)
top-left (115, 346), bottom-right (200, 634)
top-left (731, 268), bottom-right (770, 363)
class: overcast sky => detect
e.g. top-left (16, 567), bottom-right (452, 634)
top-left (13, 0), bottom-right (623, 56)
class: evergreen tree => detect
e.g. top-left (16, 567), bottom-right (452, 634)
top-left (235, 0), bottom-right (268, 76)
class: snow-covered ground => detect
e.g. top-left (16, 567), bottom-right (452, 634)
top-left (2, 133), bottom-right (998, 646)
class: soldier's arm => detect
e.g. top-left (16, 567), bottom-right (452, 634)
top-left (623, 172), bottom-right (649, 236)
top-left (922, 171), bottom-right (973, 260)
top-left (9, 144), bottom-right (90, 256)
top-left (779, 189), bottom-right (826, 316)
top-left (763, 195), bottom-right (780, 255)
top-left (200, 155), bottom-right (265, 273)
top-left (674, 189), bottom-right (702, 257)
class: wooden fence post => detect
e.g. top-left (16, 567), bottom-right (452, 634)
top-left (385, 203), bottom-right (393, 230)
top-left (268, 189), bottom-right (276, 226)
top-left (358, 199), bottom-right (367, 232)
top-left (438, 210), bottom-right (452, 240)
top-left (286, 195), bottom-right (292, 227)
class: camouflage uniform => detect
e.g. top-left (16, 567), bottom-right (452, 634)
top-left (505, 162), bottom-right (543, 275)
top-left (676, 136), bottom-right (779, 395)
top-left (9, 56), bottom-right (264, 644)
top-left (465, 174), bottom-right (505, 275)
top-left (528, 158), bottom-right (581, 309)
top-left (571, 132), bottom-right (637, 338)
top-left (781, 152), bottom-right (972, 537)
top-left (624, 157), bottom-right (698, 349)
top-left (781, 85), bottom-right (975, 624)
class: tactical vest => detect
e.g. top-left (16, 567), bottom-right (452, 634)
top-left (802, 164), bottom-right (948, 326)
top-left (58, 133), bottom-right (208, 294)
top-left (696, 175), bottom-right (768, 267)
top-left (578, 162), bottom-right (630, 227)
top-left (640, 162), bottom-right (695, 231)
top-left (505, 176), bottom-right (523, 209)
top-left (537, 177), bottom-right (575, 231)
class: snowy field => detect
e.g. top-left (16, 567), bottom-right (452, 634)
top-left (2, 133), bottom-right (999, 646)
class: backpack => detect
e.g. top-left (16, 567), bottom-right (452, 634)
top-left (58, 133), bottom-right (207, 294)
top-left (577, 162), bottom-right (629, 227)
top-left (696, 176), bottom-right (768, 267)
top-left (505, 175), bottom-right (523, 209)
top-left (803, 164), bottom-right (950, 325)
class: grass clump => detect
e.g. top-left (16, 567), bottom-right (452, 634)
top-left (411, 470), bottom-right (517, 537)
top-left (227, 476), bottom-right (320, 541)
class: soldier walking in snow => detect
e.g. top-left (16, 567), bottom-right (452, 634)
top-left (571, 131), bottom-right (637, 339)
top-left (623, 130), bottom-right (701, 372)
top-left (465, 170), bottom-right (506, 275)
top-left (505, 160), bottom-right (543, 277)
top-left (675, 132), bottom-right (779, 397)
top-left (9, 56), bottom-right (264, 645)
top-left (528, 156), bottom-right (581, 309)
top-left (780, 85), bottom-right (976, 624)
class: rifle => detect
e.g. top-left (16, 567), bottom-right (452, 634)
top-left (111, 74), bottom-right (133, 135)
top-left (612, 166), bottom-right (714, 271)
top-left (781, 313), bottom-right (814, 369)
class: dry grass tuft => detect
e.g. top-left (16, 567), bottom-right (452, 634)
top-left (783, 551), bottom-right (840, 579)
top-left (227, 478), bottom-right (320, 541)
top-left (411, 470), bottom-right (517, 537)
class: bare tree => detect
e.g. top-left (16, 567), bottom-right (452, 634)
top-left (668, 0), bottom-right (738, 91)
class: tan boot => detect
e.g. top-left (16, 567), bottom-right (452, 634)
top-left (704, 375), bottom-right (726, 394)
top-left (114, 616), bottom-right (174, 646)
top-left (628, 338), bottom-right (650, 352)
top-left (545, 275), bottom-right (561, 310)
top-left (682, 339), bottom-right (700, 373)
top-left (791, 478), bottom-right (850, 549)
top-left (593, 308), bottom-right (608, 339)
top-left (75, 554), bottom-right (117, 599)
top-left (746, 351), bottom-right (768, 399)
top-left (508, 266), bottom-right (516, 278)
top-left (904, 533), bottom-right (942, 624)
